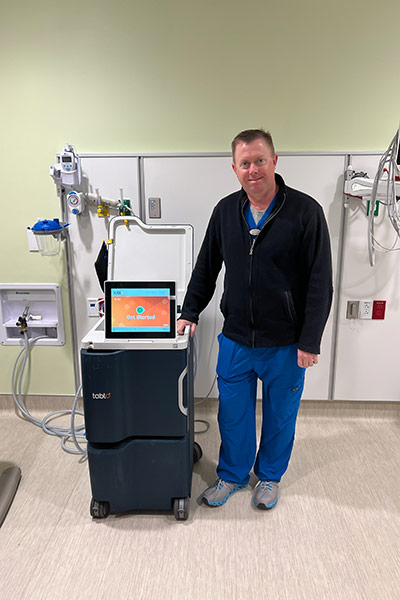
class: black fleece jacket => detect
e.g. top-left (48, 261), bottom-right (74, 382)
top-left (180, 173), bottom-right (333, 354)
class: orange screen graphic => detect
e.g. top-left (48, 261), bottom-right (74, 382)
top-left (111, 295), bottom-right (170, 330)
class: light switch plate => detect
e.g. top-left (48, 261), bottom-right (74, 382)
top-left (148, 197), bottom-right (161, 218)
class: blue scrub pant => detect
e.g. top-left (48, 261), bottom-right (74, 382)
top-left (216, 334), bottom-right (305, 485)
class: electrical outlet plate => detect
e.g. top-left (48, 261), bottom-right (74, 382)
top-left (372, 300), bottom-right (386, 319)
top-left (87, 298), bottom-right (100, 317)
top-left (359, 300), bottom-right (373, 319)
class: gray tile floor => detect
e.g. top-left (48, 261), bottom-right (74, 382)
top-left (1, 397), bottom-right (400, 600)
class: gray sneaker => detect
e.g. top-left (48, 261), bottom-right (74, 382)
top-left (253, 480), bottom-right (279, 509)
top-left (201, 479), bottom-right (247, 507)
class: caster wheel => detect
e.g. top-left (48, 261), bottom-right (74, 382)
top-left (90, 498), bottom-right (110, 519)
top-left (193, 442), bottom-right (202, 463)
top-left (173, 497), bottom-right (189, 521)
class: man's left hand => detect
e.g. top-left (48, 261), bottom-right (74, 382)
top-left (298, 349), bottom-right (319, 369)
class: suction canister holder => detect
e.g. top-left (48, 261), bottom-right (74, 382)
top-left (28, 218), bottom-right (70, 257)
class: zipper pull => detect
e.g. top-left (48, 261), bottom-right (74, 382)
top-left (249, 228), bottom-right (260, 255)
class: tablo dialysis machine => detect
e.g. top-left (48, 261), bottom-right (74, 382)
top-left (81, 216), bottom-right (201, 521)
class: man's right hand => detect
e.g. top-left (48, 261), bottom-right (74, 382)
top-left (176, 319), bottom-right (197, 337)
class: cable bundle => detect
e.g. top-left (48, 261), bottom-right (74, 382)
top-left (368, 128), bottom-right (400, 266)
top-left (11, 333), bottom-right (87, 456)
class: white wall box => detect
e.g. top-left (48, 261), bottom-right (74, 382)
top-left (0, 284), bottom-right (65, 346)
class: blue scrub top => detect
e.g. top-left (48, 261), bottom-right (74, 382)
top-left (244, 194), bottom-right (277, 233)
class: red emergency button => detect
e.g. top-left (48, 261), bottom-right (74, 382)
top-left (372, 300), bottom-right (386, 319)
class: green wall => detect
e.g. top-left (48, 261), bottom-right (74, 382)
top-left (1, 0), bottom-right (400, 394)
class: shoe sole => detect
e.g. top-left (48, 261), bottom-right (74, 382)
top-left (253, 497), bottom-right (278, 510)
top-left (202, 484), bottom-right (246, 507)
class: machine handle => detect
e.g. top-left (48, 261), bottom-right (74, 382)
top-left (177, 366), bottom-right (188, 416)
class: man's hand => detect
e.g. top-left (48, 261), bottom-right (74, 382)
top-left (298, 349), bottom-right (319, 369)
top-left (176, 319), bottom-right (197, 337)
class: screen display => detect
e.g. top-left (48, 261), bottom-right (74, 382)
top-left (104, 281), bottom-right (176, 339)
top-left (111, 288), bottom-right (171, 333)
top-left (62, 156), bottom-right (72, 162)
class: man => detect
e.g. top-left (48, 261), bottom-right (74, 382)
top-left (177, 129), bottom-right (333, 510)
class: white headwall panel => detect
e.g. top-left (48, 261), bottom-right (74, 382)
top-left (143, 155), bottom-right (344, 400)
top-left (143, 157), bottom-right (238, 256)
top-left (143, 157), bottom-right (237, 400)
top-left (64, 151), bottom-right (400, 402)
top-left (275, 155), bottom-right (345, 400)
top-left (334, 154), bottom-right (400, 401)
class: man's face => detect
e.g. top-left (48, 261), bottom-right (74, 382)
top-left (232, 139), bottom-right (278, 202)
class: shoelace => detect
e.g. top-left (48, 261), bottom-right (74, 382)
top-left (216, 478), bottom-right (227, 490)
top-left (256, 481), bottom-right (274, 491)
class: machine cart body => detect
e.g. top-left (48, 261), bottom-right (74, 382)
top-left (81, 217), bottom-right (199, 520)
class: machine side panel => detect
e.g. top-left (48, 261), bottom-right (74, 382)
top-left (81, 348), bottom-right (189, 442)
top-left (88, 437), bottom-right (191, 512)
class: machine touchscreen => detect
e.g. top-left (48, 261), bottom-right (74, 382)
top-left (104, 281), bottom-right (176, 339)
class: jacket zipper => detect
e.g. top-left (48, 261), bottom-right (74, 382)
top-left (249, 195), bottom-right (285, 255)
top-left (241, 202), bottom-right (256, 344)
top-left (242, 193), bottom-right (286, 347)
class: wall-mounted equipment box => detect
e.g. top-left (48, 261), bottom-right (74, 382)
top-left (0, 284), bottom-right (65, 346)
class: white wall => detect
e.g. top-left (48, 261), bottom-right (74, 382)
top-left (334, 154), bottom-right (400, 401)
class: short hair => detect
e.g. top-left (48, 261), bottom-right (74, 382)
top-left (231, 129), bottom-right (275, 162)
